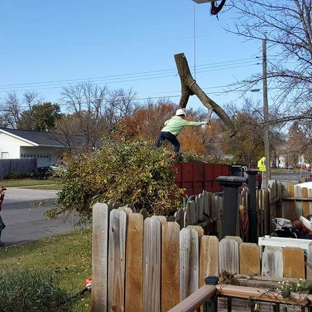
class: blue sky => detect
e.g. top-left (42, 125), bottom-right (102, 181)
top-left (0, 0), bottom-right (262, 112)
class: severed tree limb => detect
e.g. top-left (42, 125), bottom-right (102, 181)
top-left (174, 53), bottom-right (237, 137)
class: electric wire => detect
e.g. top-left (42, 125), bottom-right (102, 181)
top-left (0, 58), bottom-right (259, 93)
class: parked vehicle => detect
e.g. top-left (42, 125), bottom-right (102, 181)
top-left (48, 163), bottom-right (67, 174)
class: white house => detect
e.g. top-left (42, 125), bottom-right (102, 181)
top-left (0, 128), bottom-right (85, 167)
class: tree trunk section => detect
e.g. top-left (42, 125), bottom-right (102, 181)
top-left (174, 53), bottom-right (236, 137)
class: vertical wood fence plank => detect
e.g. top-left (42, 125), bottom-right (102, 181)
top-left (151, 215), bottom-right (167, 224)
top-left (219, 238), bottom-right (239, 275)
top-left (125, 213), bottom-right (144, 312)
top-left (261, 246), bottom-right (283, 278)
top-left (140, 208), bottom-right (149, 220)
top-left (283, 247), bottom-right (305, 279)
top-left (294, 185), bottom-right (303, 219)
top-left (287, 184), bottom-right (297, 221)
top-left (282, 183), bottom-right (289, 219)
top-left (91, 203), bottom-right (109, 312)
top-left (143, 218), bottom-right (162, 312)
top-left (180, 227), bottom-right (199, 301)
top-left (197, 194), bottom-right (204, 222)
top-left (302, 187), bottom-right (309, 217)
top-left (276, 182), bottom-right (283, 217)
top-left (187, 225), bottom-right (204, 238)
top-left (212, 194), bottom-right (222, 239)
top-left (174, 208), bottom-right (184, 229)
top-left (108, 209), bottom-right (127, 312)
top-left (309, 189), bottom-right (312, 215)
top-left (189, 200), bottom-right (197, 225)
top-left (203, 191), bottom-right (211, 216)
top-left (161, 222), bottom-right (180, 312)
top-left (239, 243), bottom-right (260, 276)
top-left (199, 235), bottom-right (219, 287)
top-left (268, 187), bottom-right (276, 232)
top-left (306, 242), bottom-right (312, 280)
top-left (184, 209), bottom-right (191, 228)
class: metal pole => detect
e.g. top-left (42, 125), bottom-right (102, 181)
top-left (246, 169), bottom-right (259, 243)
top-left (262, 38), bottom-right (271, 181)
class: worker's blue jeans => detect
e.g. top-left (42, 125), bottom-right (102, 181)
top-left (155, 131), bottom-right (180, 153)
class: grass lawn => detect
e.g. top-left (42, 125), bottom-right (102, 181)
top-left (0, 178), bottom-right (61, 190)
top-left (0, 227), bottom-right (92, 311)
top-left (0, 178), bottom-right (92, 310)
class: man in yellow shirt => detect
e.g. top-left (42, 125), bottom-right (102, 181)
top-left (155, 109), bottom-right (206, 152)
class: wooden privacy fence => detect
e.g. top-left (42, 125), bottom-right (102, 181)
top-left (254, 180), bottom-right (312, 236)
top-left (91, 202), bottom-right (312, 312)
top-left (0, 158), bottom-right (37, 179)
top-left (174, 190), bottom-right (223, 235)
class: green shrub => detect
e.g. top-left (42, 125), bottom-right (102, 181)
top-left (0, 269), bottom-right (74, 312)
top-left (46, 140), bottom-right (185, 221)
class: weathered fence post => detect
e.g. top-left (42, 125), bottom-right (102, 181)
top-left (216, 176), bottom-right (246, 239)
top-left (91, 203), bottom-right (109, 312)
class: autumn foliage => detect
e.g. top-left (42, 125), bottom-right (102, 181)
top-left (117, 101), bottom-right (221, 156)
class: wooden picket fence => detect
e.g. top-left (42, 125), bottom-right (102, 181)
top-left (91, 201), bottom-right (312, 312)
top-left (256, 179), bottom-right (312, 236)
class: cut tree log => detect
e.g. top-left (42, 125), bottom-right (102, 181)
top-left (174, 53), bottom-right (236, 137)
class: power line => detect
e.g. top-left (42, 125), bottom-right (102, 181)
top-left (0, 57), bottom-right (259, 93)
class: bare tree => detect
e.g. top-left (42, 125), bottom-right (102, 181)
top-left (1, 91), bottom-right (43, 128)
top-left (59, 83), bottom-right (139, 149)
top-left (61, 81), bottom-right (109, 115)
top-left (225, 0), bottom-right (312, 119)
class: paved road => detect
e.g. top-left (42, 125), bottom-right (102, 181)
top-left (0, 187), bottom-right (85, 248)
top-left (271, 170), bottom-right (311, 185)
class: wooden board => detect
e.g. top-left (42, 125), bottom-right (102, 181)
top-left (306, 242), bottom-right (312, 280)
top-left (125, 213), bottom-right (144, 311)
top-left (187, 225), bottom-right (204, 238)
top-left (91, 203), bottom-right (109, 312)
top-left (261, 246), bottom-right (283, 278)
top-left (174, 208), bottom-right (184, 229)
top-left (286, 184), bottom-right (297, 221)
top-left (283, 247), bottom-right (305, 279)
top-left (161, 222), bottom-right (180, 311)
top-left (239, 243), bottom-right (260, 276)
top-left (199, 235), bottom-right (219, 287)
top-left (108, 209), bottom-right (127, 311)
top-left (294, 185), bottom-right (303, 219)
top-left (302, 187), bottom-right (309, 217)
top-left (219, 238), bottom-right (239, 275)
top-left (180, 227), bottom-right (199, 301)
top-left (216, 284), bottom-right (312, 306)
top-left (143, 218), bottom-right (162, 311)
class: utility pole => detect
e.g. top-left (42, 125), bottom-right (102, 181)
top-left (262, 38), bottom-right (271, 184)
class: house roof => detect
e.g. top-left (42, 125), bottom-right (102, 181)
top-left (0, 128), bottom-right (86, 148)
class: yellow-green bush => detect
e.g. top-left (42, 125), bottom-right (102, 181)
top-left (46, 140), bottom-right (185, 221)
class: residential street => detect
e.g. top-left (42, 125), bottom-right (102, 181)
top-left (0, 187), bottom-right (85, 248)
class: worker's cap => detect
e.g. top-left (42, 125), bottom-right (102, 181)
top-left (176, 109), bottom-right (186, 116)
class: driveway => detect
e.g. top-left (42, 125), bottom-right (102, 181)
top-left (0, 187), bottom-right (85, 248)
